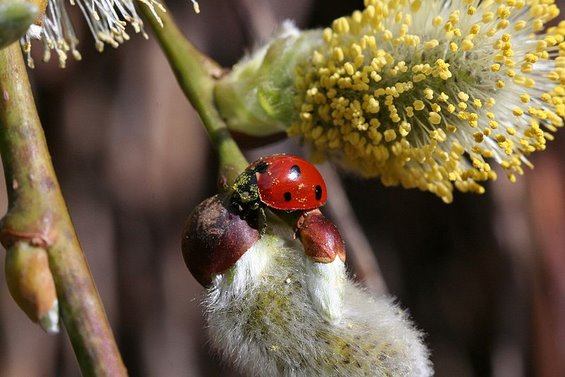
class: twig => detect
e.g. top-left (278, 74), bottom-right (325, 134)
top-left (0, 43), bottom-right (126, 377)
top-left (137, 1), bottom-right (248, 183)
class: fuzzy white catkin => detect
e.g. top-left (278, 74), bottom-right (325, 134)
top-left (204, 223), bottom-right (433, 377)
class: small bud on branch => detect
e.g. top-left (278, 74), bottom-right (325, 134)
top-left (4, 241), bottom-right (59, 333)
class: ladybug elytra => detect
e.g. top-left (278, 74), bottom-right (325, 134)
top-left (231, 154), bottom-right (327, 216)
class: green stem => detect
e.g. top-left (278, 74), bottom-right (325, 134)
top-left (138, 1), bottom-right (248, 184)
top-left (0, 43), bottom-right (126, 377)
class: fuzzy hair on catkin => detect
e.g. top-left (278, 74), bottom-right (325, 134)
top-left (203, 223), bottom-right (433, 377)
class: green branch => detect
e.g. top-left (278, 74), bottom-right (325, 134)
top-left (138, 1), bottom-right (248, 185)
top-left (0, 43), bottom-right (126, 377)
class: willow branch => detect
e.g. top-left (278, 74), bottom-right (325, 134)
top-left (138, 2), bottom-right (248, 183)
top-left (0, 43), bottom-right (126, 377)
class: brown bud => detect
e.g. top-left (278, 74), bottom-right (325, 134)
top-left (5, 241), bottom-right (58, 330)
top-left (182, 194), bottom-right (260, 287)
top-left (296, 209), bottom-right (346, 263)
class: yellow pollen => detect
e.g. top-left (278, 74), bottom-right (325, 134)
top-left (332, 47), bottom-right (345, 61)
top-left (541, 93), bottom-right (551, 102)
top-left (399, 121), bottom-right (411, 136)
top-left (482, 12), bottom-right (494, 23)
top-left (462, 39), bottom-right (474, 51)
top-left (514, 20), bottom-right (527, 31)
top-left (344, 62), bottom-right (355, 75)
top-left (413, 100), bottom-right (425, 111)
top-left (512, 108), bottom-right (524, 116)
top-left (431, 129), bottom-right (447, 142)
top-left (312, 51), bottom-right (325, 65)
top-left (457, 91), bottom-right (470, 101)
top-left (498, 20), bottom-right (510, 30)
top-left (521, 63), bottom-right (533, 73)
top-left (429, 112), bottom-right (442, 125)
top-left (333, 17), bottom-right (350, 33)
top-left (384, 129), bottom-right (397, 142)
top-left (425, 39), bottom-right (439, 49)
top-left (323, 28), bottom-right (333, 43)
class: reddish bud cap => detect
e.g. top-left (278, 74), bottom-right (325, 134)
top-left (182, 194), bottom-right (260, 287)
top-left (296, 209), bottom-right (346, 263)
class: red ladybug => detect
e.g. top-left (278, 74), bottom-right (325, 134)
top-left (231, 154), bottom-right (327, 215)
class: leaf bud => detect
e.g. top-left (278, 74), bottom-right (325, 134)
top-left (5, 241), bottom-right (59, 333)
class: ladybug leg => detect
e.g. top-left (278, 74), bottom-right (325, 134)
top-left (296, 209), bottom-right (347, 323)
top-left (257, 208), bottom-right (268, 236)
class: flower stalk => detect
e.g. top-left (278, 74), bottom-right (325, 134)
top-left (137, 1), bottom-right (248, 185)
top-left (0, 43), bottom-right (126, 377)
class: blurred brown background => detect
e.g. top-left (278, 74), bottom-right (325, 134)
top-left (1, 0), bottom-right (564, 376)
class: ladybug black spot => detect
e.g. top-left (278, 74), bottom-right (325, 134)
top-left (289, 164), bottom-right (301, 179)
top-left (283, 192), bottom-right (292, 202)
top-left (315, 185), bottom-right (323, 201)
top-left (255, 162), bottom-right (269, 174)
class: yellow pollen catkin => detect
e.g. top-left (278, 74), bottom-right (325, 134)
top-left (288, 0), bottom-right (565, 203)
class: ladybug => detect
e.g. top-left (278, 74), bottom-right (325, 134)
top-left (231, 154), bottom-right (328, 218)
